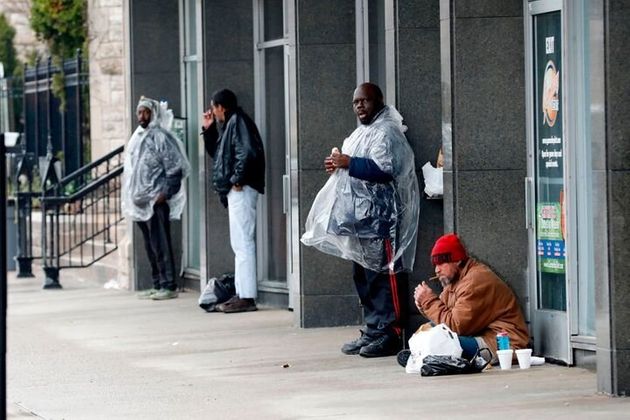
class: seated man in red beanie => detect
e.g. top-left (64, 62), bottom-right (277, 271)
top-left (413, 233), bottom-right (529, 362)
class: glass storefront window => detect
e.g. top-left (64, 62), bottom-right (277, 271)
top-left (263, 45), bottom-right (287, 282)
top-left (357, 0), bottom-right (396, 105)
top-left (264, 0), bottom-right (284, 41)
top-left (368, 0), bottom-right (387, 89)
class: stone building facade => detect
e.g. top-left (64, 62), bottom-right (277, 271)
top-left (0, 0), bottom-right (127, 162)
top-left (87, 0), bottom-right (126, 160)
top-left (0, 0), bottom-right (44, 64)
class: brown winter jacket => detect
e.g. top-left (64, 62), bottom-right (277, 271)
top-left (417, 258), bottom-right (529, 356)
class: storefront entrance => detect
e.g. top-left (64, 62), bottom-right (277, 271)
top-left (527, 0), bottom-right (569, 363)
top-left (526, 0), bottom-right (598, 364)
top-left (253, 0), bottom-right (299, 308)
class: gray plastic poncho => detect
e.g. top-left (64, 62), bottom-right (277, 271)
top-left (301, 105), bottom-right (419, 272)
top-left (122, 98), bottom-right (191, 222)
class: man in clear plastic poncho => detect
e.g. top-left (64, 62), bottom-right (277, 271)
top-left (122, 97), bottom-right (190, 300)
top-left (301, 83), bottom-right (419, 358)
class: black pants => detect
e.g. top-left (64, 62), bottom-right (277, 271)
top-left (353, 262), bottom-right (407, 339)
top-left (136, 202), bottom-right (177, 291)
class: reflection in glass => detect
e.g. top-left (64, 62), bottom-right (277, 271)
top-left (185, 0), bottom-right (200, 269)
top-left (368, 0), bottom-right (387, 89)
top-left (264, 46), bottom-right (287, 282)
top-left (264, 0), bottom-right (284, 41)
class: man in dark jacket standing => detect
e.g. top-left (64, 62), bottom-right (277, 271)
top-left (201, 89), bottom-right (265, 313)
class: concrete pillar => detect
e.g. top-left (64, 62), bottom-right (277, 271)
top-left (439, 0), bottom-right (528, 303)
top-left (598, 0), bottom-right (630, 396)
top-left (202, 0), bottom-right (255, 281)
top-left (127, 0), bottom-right (183, 290)
top-left (397, 0), bottom-right (443, 333)
top-left (296, 0), bottom-right (360, 327)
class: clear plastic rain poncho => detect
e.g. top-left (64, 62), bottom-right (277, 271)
top-left (122, 97), bottom-right (191, 222)
top-left (301, 105), bottom-right (420, 272)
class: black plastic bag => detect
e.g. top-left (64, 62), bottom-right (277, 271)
top-left (198, 273), bottom-right (236, 312)
top-left (420, 348), bottom-right (492, 377)
top-left (217, 273), bottom-right (236, 297)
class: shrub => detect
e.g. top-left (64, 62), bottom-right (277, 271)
top-left (0, 13), bottom-right (18, 76)
top-left (30, 0), bottom-right (87, 59)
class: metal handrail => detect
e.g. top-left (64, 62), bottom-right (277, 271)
top-left (39, 147), bottom-right (125, 289)
top-left (43, 167), bottom-right (123, 205)
top-left (57, 145), bottom-right (124, 188)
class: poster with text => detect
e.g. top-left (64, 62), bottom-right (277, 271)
top-left (534, 11), bottom-right (566, 310)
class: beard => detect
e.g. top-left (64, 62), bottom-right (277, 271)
top-left (438, 271), bottom-right (459, 288)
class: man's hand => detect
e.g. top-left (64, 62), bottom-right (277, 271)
top-left (324, 147), bottom-right (350, 174)
top-left (414, 281), bottom-right (435, 310)
top-left (155, 192), bottom-right (167, 204)
top-left (202, 109), bottom-right (214, 130)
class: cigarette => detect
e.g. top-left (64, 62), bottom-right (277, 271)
top-left (427, 276), bottom-right (439, 282)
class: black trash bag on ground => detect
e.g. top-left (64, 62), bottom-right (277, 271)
top-left (217, 273), bottom-right (236, 296)
top-left (420, 348), bottom-right (492, 377)
top-left (198, 273), bottom-right (236, 312)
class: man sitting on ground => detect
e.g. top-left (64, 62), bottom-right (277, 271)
top-left (413, 234), bottom-right (529, 362)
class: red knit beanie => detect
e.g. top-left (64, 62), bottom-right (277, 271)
top-left (431, 234), bottom-right (468, 265)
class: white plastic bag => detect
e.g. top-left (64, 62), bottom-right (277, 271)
top-left (405, 323), bottom-right (463, 374)
top-left (122, 97), bottom-right (191, 222)
top-left (422, 162), bottom-right (443, 198)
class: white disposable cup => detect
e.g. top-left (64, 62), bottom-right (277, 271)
top-left (516, 348), bottom-right (533, 369)
top-left (497, 349), bottom-right (514, 370)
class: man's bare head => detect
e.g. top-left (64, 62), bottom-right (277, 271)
top-left (352, 83), bottom-right (384, 124)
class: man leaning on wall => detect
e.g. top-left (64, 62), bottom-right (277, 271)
top-left (201, 89), bottom-right (266, 313)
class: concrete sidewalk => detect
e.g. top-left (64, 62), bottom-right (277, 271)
top-left (6, 271), bottom-right (630, 419)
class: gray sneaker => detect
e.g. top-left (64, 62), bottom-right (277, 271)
top-left (341, 331), bottom-right (373, 355)
top-left (151, 289), bottom-right (178, 300)
top-left (137, 288), bottom-right (159, 299)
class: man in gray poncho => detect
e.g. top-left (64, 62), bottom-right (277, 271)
top-left (122, 97), bottom-right (190, 300)
top-left (302, 83), bottom-right (419, 358)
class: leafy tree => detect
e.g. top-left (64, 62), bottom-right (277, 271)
top-left (0, 13), bottom-right (18, 76)
top-left (30, 0), bottom-right (87, 59)
top-left (30, 0), bottom-right (88, 110)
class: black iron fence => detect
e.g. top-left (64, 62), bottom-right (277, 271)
top-left (14, 150), bottom-right (39, 277)
top-left (6, 136), bottom-right (125, 288)
top-left (22, 51), bottom-right (89, 176)
top-left (1, 51), bottom-right (117, 288)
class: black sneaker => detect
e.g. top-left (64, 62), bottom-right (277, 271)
top-left (341, 331), bottom-right (373, 355)
top-left (359, 335), bottom-right (401, 358)
top-left (397, 349), bottom-right (411, 367)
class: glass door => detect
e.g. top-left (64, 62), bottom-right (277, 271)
top-left (180, 0), bottom-right (204, 278)
top-left (254, 0), bottom-right (295, 305)
top-left (356, 0), bottom-right (397, 104)
top-left (526, 0), bottom-right (570, 363)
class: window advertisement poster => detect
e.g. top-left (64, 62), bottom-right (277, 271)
top-left (534, 11), bottom-right (566, 310)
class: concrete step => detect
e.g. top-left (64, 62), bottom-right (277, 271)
top-left (26, 212), bottom-right (128, 289)
top-left (28, 211), bottom-right (126, 260)
top-left (31, 245), bottom-right (126, 290)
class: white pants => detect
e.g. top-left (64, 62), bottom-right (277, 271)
top-left (227, 185), bottom-right (258, 299)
